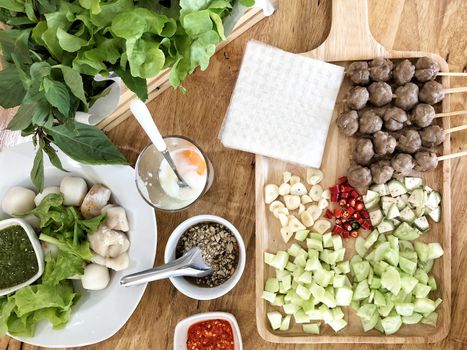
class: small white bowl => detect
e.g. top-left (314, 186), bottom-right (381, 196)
top-left (164, 215), bottom-right (246, 300)
top-left (174, 312), bottom-right (243, 350)
top-left (0, 218), bottom-right (44, 296)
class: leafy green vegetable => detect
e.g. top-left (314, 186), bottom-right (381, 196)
top-left (42, 251), bottom-right (85, 286)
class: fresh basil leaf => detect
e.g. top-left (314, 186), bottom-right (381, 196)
top-left (46, 122), bottom-right (128, 165)
top-left (7, 103), bottom-right (35, 131)
top-left (30, 62), bottom-right (51, 81)
top-left (56, 65), bottom-right (88, 107)
top-left (43, 143), bottom-right (67, 172)
top-left (42, 78), bottom-right (70, 116)
top-left (0, 65), bottom-right (26, 108)
top-left (31, 144), bottom-right (45, 191)
top-left (114, 66), bottom-right (148, 101)
top-left (0, 0), bottom-right (24, 12)
top-left (79, 0), bottom-right (101, 15)
top-left (24, 0), bottom-right (37, 22)
top-left (36, 0), bottom-right (57, 13)
top-left (56, 28), bottom-right (88, 53)
top-left (0, 29), bottom-right (32, 64)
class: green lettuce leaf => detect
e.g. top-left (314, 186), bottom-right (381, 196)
top-left (42, 251), bottom-right (84, 286)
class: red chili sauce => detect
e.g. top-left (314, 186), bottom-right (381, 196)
top-left (187, 319), bottom-right (234, 350)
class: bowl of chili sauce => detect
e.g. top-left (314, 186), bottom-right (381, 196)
top-left (174, 312), bottom-right (242, 350)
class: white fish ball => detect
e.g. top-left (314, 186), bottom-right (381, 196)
top-left (81, 264), bottom-right (110, 290)
top-left (1, 186), bottom-right (36, 215)
top-left (34, 186), bottom-right (60, 206)
top-left (103, 206), bottom-right (130, 232)
top-left (105, 253), bottom-right (129, 271)
top-left (60, 177), bottom-right (88, 206)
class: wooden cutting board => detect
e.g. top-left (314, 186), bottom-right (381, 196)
top-left (255, 0), bottom-right (451, 344)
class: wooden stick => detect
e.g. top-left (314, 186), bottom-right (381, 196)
top-left (445, 86), bottom-right (467, 94)
top-left (444, 124), bottom-right (467, 134)
top-left (435, 110), bottom-right (467, 118)
top-left (438, 72), bottom-right (467, 77)
top-left (438, 150), bottom-right (467, 161)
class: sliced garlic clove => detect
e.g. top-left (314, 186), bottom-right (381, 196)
top-left (306, 205), bottom-right (322, 221)
top-left (322, 189), bottom-right (331, 200)
top-left (300, 211), bottom-right (314, 227)
top-left (289, 175), bottom-right (301, 186)
top-left (301, 194), bottom-right (313, 204)
top-left (313, 219), bottom-right (331, 234)
top-left (309, 185), bottom-right (324, 201)
top-left (282, 171), bottom-right (292, 184)
top-left (264, 184), bottom-right (279, 204)
top-left (273, 207), bottom-right (289, 218)
top-left (269, 200), bottom-right (285, 212)
top-left (298, 204), bottom-right (305, 215)
top-left (278, 183), bottom-right (291, 196)
top-left (290, 183), bottom-right (307, 196)
top-left (318, 198), bottom-right (329, 210)
top-left (288, 216), bottom-right (306, 232)
top-left (283, 195), bottom-right (301, 210)
top-left (278, 213), bottom-right (289, 227)
top-left (280, 227), bottom-right (294, 243)
top-left (306, 168), bottom-right (324, 185)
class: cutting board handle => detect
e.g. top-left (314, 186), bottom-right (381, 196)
top-left (304, 0), bottom-right (387, 60)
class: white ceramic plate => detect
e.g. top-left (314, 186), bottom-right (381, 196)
top-left (174, 312), bottom-right (243, 350)
top-left (0, 142), bottom-right (157, 348)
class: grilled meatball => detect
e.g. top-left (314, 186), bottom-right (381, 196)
top-left (420, 125), bottom-right (445, 147)
top-left (369, 58), bottom-right (393, 82)
top-left (373, 131), bottom-right (397, 155)
top-left (347, 165), bottom-right (372, 188)
top-left (414, 151), bottom-right (438, 172)
top-left (394, 83), bottom-right (419, 110)
top-left (395, 129), bottom-right (422, 153)
top-left (419, 81), bottom-right (445, 105)
top-left (354, 138), bottom-right (375, 165)
top-left (346, 86), bottom-right (369, 110)
top-left (359, 110), bottom-right (383, 134)
top-left (368, 82), bottom-right (393, 106)
top-left (347, 61), bottom-right (370, 85)
top-left (336, 110), bottom-right (359, 136)
top-left (383, 107), bottom-right (408, 131)
top-left (415, 57), bottom-right (440, 82)
top-left (393, 59), bottom-right (415, 85)
top-left (391, 153), bottom-right (415, 175)
top-left (410, 104), bottom-right (435, 128)
top-left (370, 160), bottom-right (394, 184)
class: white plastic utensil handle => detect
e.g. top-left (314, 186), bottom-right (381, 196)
top-left (130, 99), bottom-right (167, 152)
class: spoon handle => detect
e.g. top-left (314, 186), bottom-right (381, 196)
top-left (130, 99), bottom-right (167, 152)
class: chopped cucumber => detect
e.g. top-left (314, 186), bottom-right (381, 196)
top-left (414, 298), bottom-right (436, 314)
top-left (387, 204), bottom-right (400, 220)
top-left (262, 291), bottom-right (276, 303)
top-left (399, 207), bottom-right (416, 223)
top-left (428, 207), bottom-right (441, 223)
top-left (381, 315), bottom-right (402, 335)
top-left (377, 220), bottom-right (394, 234)
top-left (270, 251), bottom-right (289, 270)
top-left (421, 312), bottom-right (438, 327)
top-left (402, 313), bottom-right (423, 324)
top-left (428, 243), bottom-right (444, 259)
top-left (302, 323), bottom-right (320, 334)
top-left (364, 230), bottom-right (380, 249)
top-left (404, 177), bottom-right (423, 191)
top-left (408, 189), bottom-right (425, 208)
top-left (264, 252), bottom-right (275, 265)
top-left (357, 304), bottom-right (377, 321)
top-left (279, 315), bottom-right (291, 331)
top-left (353, 280), bottom-right (370, 301)
top-left (414, 216), bottom-right (430, 232)
top-left (370, 183), bottom-right (389, 196)
top-left (364, 190), bottom-right (380, 205)
top-left (267, 311), bottom-right (282, 330)
top-left (388, 180), bottom-right (407, 197)
top-left (395, 303), bottom-right (414, 316)
top-left (288, 243), bottom-right (306, 257)
top-left (265, 278), bottom-right (280, 293)
top-left (394, 222), bottom-right (420, 241)
top-left (328, 318), bottom-right (347, 332)
top-left (306, 238), bottom-right (323, 251)
top-left (381, 266), bottom-right (401, 295)
top-left (369, 209), bottom-right (384, 226)
top-left (355, 236), bottom-right (368, 257)
top-left (295, 229), bottom-right (310, 241)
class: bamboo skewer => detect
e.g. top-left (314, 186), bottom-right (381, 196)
top-left (435, 110), bottom-right (467, 118)
top-left (438, 150), bottom-right (467, 161)
top-left (444, 124), bottom-right (467, 134)
top-left (438, 72), bottom-right (467, 77)
top-left (444, 86), bottom-right (467, 94)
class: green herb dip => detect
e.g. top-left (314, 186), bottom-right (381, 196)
top-left (0, 225), bottom-right (39, 290)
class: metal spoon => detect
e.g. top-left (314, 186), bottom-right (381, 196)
top-left (130, 99), bottom-right (190, 189)
top-left (120, 247), bottom-right (212, 287)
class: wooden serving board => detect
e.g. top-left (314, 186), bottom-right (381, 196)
top-left (255, 0), bottom-right (451, 344)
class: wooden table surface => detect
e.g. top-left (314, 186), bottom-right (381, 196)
top-left (1, 0), bottom-right (466, 349)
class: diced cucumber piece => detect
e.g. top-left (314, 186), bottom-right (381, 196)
top-left (336, 261), bottom-right (350, 274)
top-left (395, 303), bottom-right (414, 316)
top-left (335, 287), bottom-right (353, 306)
top-left (414, 206), bottom-right (425, 218)
top-left (262, 291), bottom-right (276, 303)
top-left (309, 232), bottom-right (323, 241)
top-left (302, 323), bottom-right (320, 334)
top-left (271, 251), bottom-right (289, 270)
top-left (285, 261), bottom-right (297, 272)
top-left (305, 254), bottom-right (322, 271)
top-left (421, 312), bottom-right (438, 327)
top-left (404, 177), bottom-right (423, 190)
top-left (332, 235), bottom-right (343, 250)
top-left (328, 318), bottom-right (347, 332)
top-left (294, 254), bottom-right (307, 268)
top-left (288, 243), bottom-right (306, 257)
top-left (399, 256), bottom-right (417, 275)
top-left (364, 229), bottom-right (380, 249)
top-left (306, 238), bottom-right (323, 251)
top-left (387, 204), bottom-right (400, 220)
top-left (381, 314), bottom-right (402, 335)
top-left (279, 315), bottom-right (291, 331)
top-left (283, 303), bottom-right (300, 315)
top-left (378, 295), bottom-right (395, 317)
top-left (362, 309), bottom-right (380, 332)
top-left (396, 196), bottom-right (407, 211)
top-left (399, 250), bottom-right (417, 262)
top-left (373, 290), bottom-right (386, 306)
top-left (370, 277), bottom-right (382, 289)
top-left (295, 229), bottom-right (310, 241)
top-left (322, 232), bottom-right (333, 248)
top-left (355, 236), bottom-right (368, 258)
top-left (434, 298), bottom-right (443, 309)
top-left (415, 269), bottom-right (429, 285)
top-left (399, 207), bottom-right (416, 223)
top-left (419, 259), bottom-right (434, 273)
top-left (307, 309), bottom-right (322, 320)
top-left (388, 180), bottom-right (407, 197)
top-left (427, 243), bottom-right (444, 259)
top-left (394, 222), bottom-right (420, 241)
top-left (279, 276), bottom-right (292, 293)
top-left (414, 241), bottom-right (429, 262)
top-left (414, 283), bottom-right (431, 298)
top-left (332, 275), bottom-right (345, 288)
top-left (414, 298), bottom-right (436, 314)
top-left (272, 295), bottom-right (285, 307)
top-left (264, 252), bottom-right (275, 265)
top-left (414, 216), bottom-right (430, 232)
top-left (314, 269), bottom-right (333, 287)
top-left (318, 304), bottom-right (333, 323)
top-left (402, 313), bottom-right (423, 324)
top-left (370, 183), bottom-right (390, 196)
top-left (428, 276), bottom-right (437, 290)
top-left (321, 291), bottom-right (337, 308)
top-left (294, 310), bottom-right (311, 324)
top-left (400, 275), bottom-right (419, 294)
top-left (352, 261), bottom-right (371, 282)
top-left (374, 242), bottom-right (391, 261)
top-left (276, 269), bottom-right (291, 280)
top-left (298, 271), bottom-right (312, 284)
top-left (353, 280), bottom-right (370, 301)
top-left (357, 304), bottom-right (377, 321)
top-left (408, 189), bottom-right (425, 208)
top-left (426, 191), bottom-right (441, 210)
top-left (265, 278), bottom-right (280, 293)
top-left (365, 198), bottom-right (380, 210)
top-left (267, 311), bottom-right (282, 330)
top-left (302, 299), bottom-right (315, 313)
top-left (369, 209), bottom-right (384, 226)
top-left (384, 249), bottom-right (399, 267)
top-left (364, 190), bottom-right (380, 204)
top-left (373, 261), bottom-right (389, 277)
top-left (332, 307), bottom-right (344, 320)
top-left (381, 196), bottom-right (397, 214)
top-left (381, 266), bottom-right (401, 295)
top-left (428, 207), bottom-right (441, 223)
top-left (296, 284), bottom-right (312, 300)
top-left (377, 220), bottom-right (394, 234)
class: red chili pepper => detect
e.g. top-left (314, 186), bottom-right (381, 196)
top-left (361, 221), bottom-right (372, 230)
top-left (332, 225), bottom-right (344, 235)
top-left (347, 207), bottom-right (355, 215)
top-left (342, 231), bottom-right (350, 239)
top-left (350, 190), bottom-right (359, 199)
top-left (358, 218), bottom-right (365, 225)
top-left (360, 209), bottom-right (370, 219)
top-left (348, 198), bottom-right (356, 208)
top-left (353, 212), bottom-right (361, 220)
top-left (350, 230), bottom-right (359, 238)
top-left (342, 210), bottom-right (351, 219)
top-left (344, 222), bottom-right (352, 231)
top-left (339, 199), bottom-right (347, 207)
top-left (338, 176), bottom-right (348, 184)
top-left (335, 218), bottom-right (342, 225)
top-left (341, 218), bottom-right (348, 224)
top-left (355, 201), bottom-right (365, 211)
top-left (334, 209), bottom-right (343, 218)
top-left (330, 185), bottom-right (339, 202)
top-left (356, 196), bottom-right (363, 201)
top-left (324, 209), bottom-right (334, 219)
top-left (340, 192), bottom-right (350, 199)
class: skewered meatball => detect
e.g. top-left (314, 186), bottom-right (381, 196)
top-left (373, 131), bottom-right (397, 155)
top-left (346, 86), bottom-right (369, 110)
top-left (420, 125), bottom-right (445, 147)
top-left (395, 129), bottom-right (422, 153)
top-left (419, 81), bottom-right (445, 105)
top-left (415, 57), bottom-right (440, 82)
top-left (393, 59), bottom-right (415, 85)
top-left (347, 61), bottom-right (370, 85)
top-left (347, 165), bottom-right (372, 188)
top-left (369, 58), bottom-right (393, 82)
top-left (368, 82), bottom-right (393, 106)
top-left (383, 107), bottom-right (408, 131)
top-left (359, 110), bottom-right (383, 134)
top-left (391, 153), bottom-right (415, 175)
top-left (337, 110), bottom-right (359, 136)
top-left (410, 104), bottom-right (435, 128)
top-left (354, 138), bottom-right (375, 165)
top-left (394, 83), bottom-right (419, 110)
top-left (414, 151), bottom-right (438, 172)
top-left (370, 160), bottom-right (394, 184)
